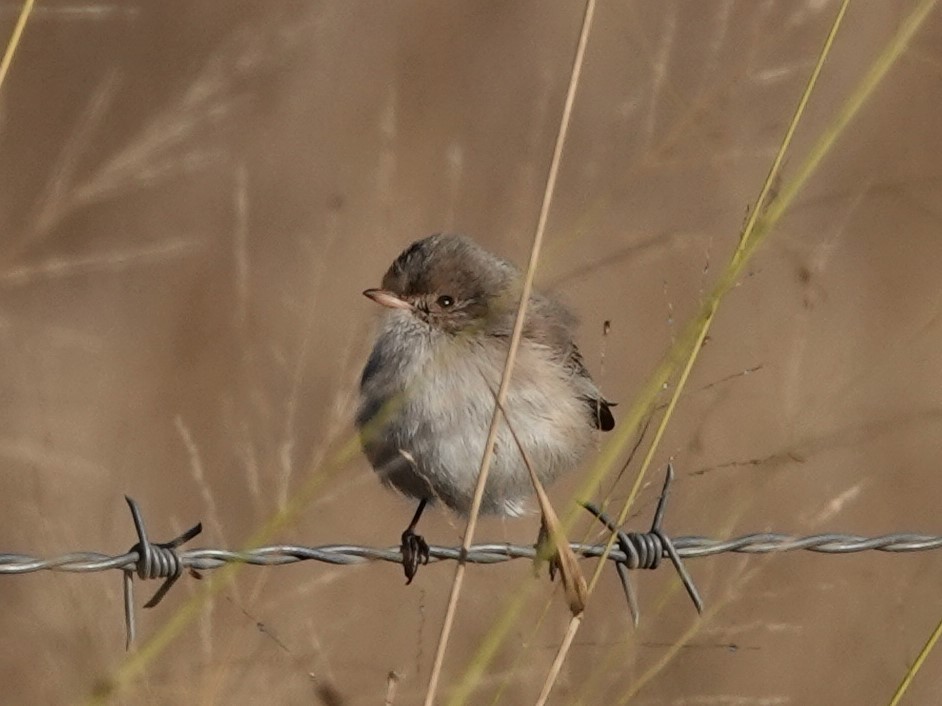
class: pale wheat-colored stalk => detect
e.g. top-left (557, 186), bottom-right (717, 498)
top-left (0, 0), bottom-right (33, 96)
top-left (423, 2), bottom-right (598, 704)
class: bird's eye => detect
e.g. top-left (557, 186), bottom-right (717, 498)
top-left (437, 295), bottom-right (455, 308)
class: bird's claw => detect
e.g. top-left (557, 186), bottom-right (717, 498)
top-left (534, 519), bottom-right (561, 581)
top-left (547, 553), bottom-right (561, 582)
top-left (400, 528), bottom-right (430, 584)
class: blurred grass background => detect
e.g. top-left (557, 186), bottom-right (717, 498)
top-left (2, 1), bottom-right (942, 704)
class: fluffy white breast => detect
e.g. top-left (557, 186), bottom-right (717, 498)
top-left (359, 310), bottom-right (594, 515)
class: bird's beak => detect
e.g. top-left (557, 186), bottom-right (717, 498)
top-left (363, 288), bottom-right (414, 311)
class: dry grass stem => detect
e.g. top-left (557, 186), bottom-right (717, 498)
top-left (0, 0), bottom-right (33, 95)
top-left (423, 2), bottom-right (597, 704)
top-left (494, 394), bottom-right (587, 615)
top-left (536, 0), bottom-right (855, 701)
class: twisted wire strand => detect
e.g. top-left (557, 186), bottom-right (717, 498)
top-left (4, 532), bottom-right (942, 575)
top-left (3, 490), bottom-right (941, 649)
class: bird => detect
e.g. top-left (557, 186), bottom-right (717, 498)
top-left (356, 234), bottom-right (614, 582)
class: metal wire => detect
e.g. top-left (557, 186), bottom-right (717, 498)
top-left (5, 533), bottom-right (941, 575)
top-left (3, 484), bottom-right (941, 648)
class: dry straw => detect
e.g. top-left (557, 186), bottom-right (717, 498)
top-left (0, 0), bottom-right (33, 94)
top-left (423, 2), bottom-right (599, 704)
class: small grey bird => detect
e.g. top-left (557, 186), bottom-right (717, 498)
top-left (357, 234), bottom-right (614, 582)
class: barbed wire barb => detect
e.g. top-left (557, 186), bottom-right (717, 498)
top-left (122, 496), bottom-right (202, 649)
top-left (582, 463), bottom-right (703, 626)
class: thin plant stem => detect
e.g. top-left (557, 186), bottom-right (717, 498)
top-left (0, 0), bottom-right (34, 94)
top-left (887, 612), bottom-right (942, 706)
top-left (534, 0), bottom-right (854, 701)
top-left (535, 616), bottom-right (582, 706)
top-left (423, 2), bottom-right (598, 704)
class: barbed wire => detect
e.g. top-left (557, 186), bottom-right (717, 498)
top-left (5, 530), bottom-right (940, 574)
top-left (3, 467), bottom-right (942, 647)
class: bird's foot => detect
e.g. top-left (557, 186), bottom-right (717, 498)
top-left (400, 528), bottom-right (430, 584)
top-left (534, 518), bottom-right (561, 581)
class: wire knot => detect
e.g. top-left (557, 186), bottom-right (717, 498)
top-left (122, 496), bottom-right (202, 648)
top-left (133, 535), bottom-right (185, 582)
top-left (616, 531), bottom-right (664, 570)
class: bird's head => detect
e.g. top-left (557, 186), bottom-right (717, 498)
top-left (364, 234), bottom-right (518, 335)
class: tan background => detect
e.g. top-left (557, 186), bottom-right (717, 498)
top-left (2, 1), bottom-right (942, 704)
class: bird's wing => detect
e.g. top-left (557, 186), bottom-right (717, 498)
top-left (567, 345), bottom-right (616, 432)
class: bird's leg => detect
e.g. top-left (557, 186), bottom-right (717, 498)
top-left (401, 498), bottom-right (430, 584)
